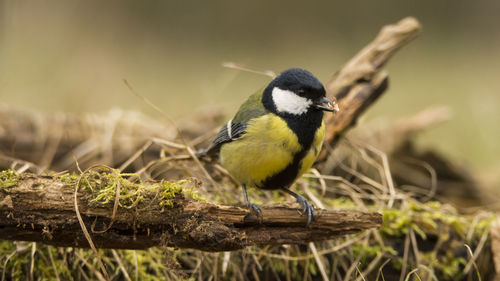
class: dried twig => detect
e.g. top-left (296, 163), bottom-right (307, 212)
top-left (322, 17), bottom-right (422, 148)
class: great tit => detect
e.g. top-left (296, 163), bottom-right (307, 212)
top-left (204, 68), bottom-right (339, 226)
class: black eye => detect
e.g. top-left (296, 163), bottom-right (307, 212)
top-left (297, 89), bottom-right (305, 94)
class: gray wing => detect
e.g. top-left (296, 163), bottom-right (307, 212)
top-left (199, 89), bottom-right (268, 157)
top-left (201, 120), bottom-right (248, 156)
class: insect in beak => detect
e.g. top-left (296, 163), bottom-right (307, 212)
top-left (313, 97), bottom-right (339, 112)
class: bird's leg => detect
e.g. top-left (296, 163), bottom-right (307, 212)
top-left (281, 188), bottom-right (314, 227)
top-left (241, 184), bottom-right (262, 218)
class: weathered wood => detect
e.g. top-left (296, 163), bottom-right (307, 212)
top-left (0, 106), bottom-right (179, 171)
top-left (0, 172), bottom-right (382, 251)
top-left (324, 17), bottom-right (422, 147)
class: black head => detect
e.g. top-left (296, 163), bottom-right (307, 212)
top-left (262, 68), bottom-right (337, 116)
top-left (271, 68), bottom-right (325, 99)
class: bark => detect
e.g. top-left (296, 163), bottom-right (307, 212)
top-left (0, 173), bottom-right (381, 251)
top-left (324, 17), bottom-right (422, 147)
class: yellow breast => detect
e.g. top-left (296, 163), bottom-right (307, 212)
top-left (220, 114), bottom-right (325, 188)
top-left (220, 114), bottom-right (301, 187)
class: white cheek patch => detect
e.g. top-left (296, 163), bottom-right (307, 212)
top-left (272, 87), bottom-right (312, 115)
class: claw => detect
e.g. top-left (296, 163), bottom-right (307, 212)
top-left (250, 203), bottom-right (263, 218)
top-left (242, 185), bottom-right (263, 220)
top-left (295, 194), bottom-right (314, 227)
top-left (281, 188), bottom-right (315, 227)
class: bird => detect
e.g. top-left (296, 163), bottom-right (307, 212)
top-left (202, 68), bottom-right (339, 227)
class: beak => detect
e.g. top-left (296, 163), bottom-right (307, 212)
top-left (313, 97), bottom-right (339, 112)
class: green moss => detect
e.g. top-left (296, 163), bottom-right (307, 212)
top-left (419, 252), bottom-right (467, 278)
top-left (1, 169), bottom-right (495, 281)
top-left (0, 241), bottom-right (180, 281)
top-left (378, 201), bottom-right (496, 280)
top-left (352, 243), bottom-right (397, 266)
top-left (0, 169), bottom-right (20, 189)
top-left (58, 172), bottom-right (79, 185)
top-left (159, 179), bottom-right (189, 207)
top-left (382, 207), bottom-right (429, 239)
top-left (381, 201), bottom-right (469, 239)
top-left (381, 201), bottom-right (496, 241)
top-left (307, 259), bottom-right (318, 276)
top-left (57, 169), bottom-right (204, 209)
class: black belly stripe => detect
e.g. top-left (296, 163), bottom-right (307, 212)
top-left (259, 110), bottom-right (323, 190)
top-left (259, 147), bottom-right (308, 189)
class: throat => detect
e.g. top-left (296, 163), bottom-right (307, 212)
top-left (281, 110), bottom-right (323, 149)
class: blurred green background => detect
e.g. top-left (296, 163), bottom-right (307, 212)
top-left (0, 1), bottom-right (499, 172)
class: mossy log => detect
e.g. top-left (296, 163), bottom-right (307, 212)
top-left (0, 172), bottom-right (381, 251)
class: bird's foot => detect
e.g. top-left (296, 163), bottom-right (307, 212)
top-left (247, 202), bottom-right (263, 218)
top-left (281, 188), bottom-right (315, 227)
top-left (241, 185), bottom-right (263, 219)
top-left (294, 194), bottom-right (314, 227)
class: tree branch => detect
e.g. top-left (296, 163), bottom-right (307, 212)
top-left (324, 17), bottom-right (422, 147)
top-left (0, 172), bottom-right (381, 251)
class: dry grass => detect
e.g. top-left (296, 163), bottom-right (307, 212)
top-left (0, 106), bottom-right (496, 280)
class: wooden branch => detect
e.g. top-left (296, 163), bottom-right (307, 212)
top-left (0, 106), bottom-right (183, 172)
top-left (0, 172), bottom-right (381, 251)
top-left (324, 17), bottom-right (422, 147)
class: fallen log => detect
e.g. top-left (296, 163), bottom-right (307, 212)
top-left (0, 171), bottom-right (381, 251)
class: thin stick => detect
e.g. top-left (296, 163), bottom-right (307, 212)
top-left (309, 242), bottom-right (330, 281)
top-left (356, 253), bottom-right (383, 281)
top-left (463, 230), bottom-right (489, 275)
top-left (398, 232), bottom-right (411, 281)
top-left (111, 250), bottom-right (132, 281)
top-left (47, 246), bottom-right (61, 281)
top-left (74, 250), bottom-right (107, 281)
top-left (123, 80), bottom-right (218, 186)
top-left (118, 139), bottom-right (154, 172)
top-left (310, 168), bottom-right (327, 196)
top-left (30, 242), bottom-right (36, 281)
top-left (222, 62), bottom-right (276, 78)
top-left (133, 251), bottom-right (139, 281)
top-left (401, 157), bottom-right (438, 201)
top-left (74, 164), bottom-right (110, 281)
top-left (363, 144), bottom-right (397, 208)
top-left (464, 244), bottom-right (482, 281)
top-left (409, 229), bottom-right (421, 266)
top-left (250, 233), bottom-right (367, 261)
top-left (186, 146), bottom-right (218, 187)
